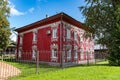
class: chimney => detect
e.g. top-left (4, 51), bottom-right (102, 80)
top-left (46, 14), bottom-right (48, 18)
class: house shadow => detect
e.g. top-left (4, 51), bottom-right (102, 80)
top-left (66, 61), bottom-right (120, 68)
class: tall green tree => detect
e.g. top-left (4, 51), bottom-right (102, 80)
top-left (0, 0), bottom-right (11, 50)
top-left (108, 1), bottom-right (120, 65)
top-left (80, 0), bottom-right (120, 65)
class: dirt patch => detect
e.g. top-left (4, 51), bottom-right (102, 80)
top-left (0, 62), bottom-right (21, 80)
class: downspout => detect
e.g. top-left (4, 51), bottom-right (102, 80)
top-left (60, 13), bottom-right (63, 68)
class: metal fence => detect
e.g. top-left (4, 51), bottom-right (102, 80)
top-left (0, 50), bottom-right (99, 80)
top-left (0, 50), bottom-right (39, 80)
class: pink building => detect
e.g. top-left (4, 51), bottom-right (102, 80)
top-left (15, 12), bottom-right (94, 66)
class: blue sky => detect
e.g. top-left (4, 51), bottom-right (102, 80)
top-left (9, 0), bottom-right (86, 41)
top-left (9, 0), bottom-right (86, 28)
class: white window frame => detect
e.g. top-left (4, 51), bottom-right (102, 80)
top-left (80, 48), bottom-right (84, 59)
top-left (74, 31), bottom-right (77, 41)
top-left (32, 49), bottom-right (36, 59)
top-left (52, 28), bottom-right (57, 39)
top-left (66, 29), bottom-right (71, 39)
top-left (90, 52), bottom-right (93, 59)
top-left (33, 32), bottom-right (37, 43)
top-left (51, 48), bottom-right (57, 58)
top-left (18, 50), bottom-right (22, 58)
top-left (80, 34), bottom-right (83, 42)
top-left (74, 50), bottom-right (78, 59)
top-left (20, 36), bottom-right (23, 45)
top-left (67, 49), bottom-right (71, 59)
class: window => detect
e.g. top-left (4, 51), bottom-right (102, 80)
top-left (80, 34), bottom-right (83, 42)
top-left (86, 51), bottom-right (89, 59)
top-left (18, 50), bottom-right (22, 58)
top-left (32, 49), bottom-right (36, 59)
top-left (74, 50), bottom-right (78, 59)
top-left (90, 52), bottom-right (93, 59)
top-left (20, 36), bottom-right (23, 45)
top-left (33, 32), bottom-right (37, 42)
top-left (52, 28), bottom-right (57, 39)
top-left (74, 32), bottom-right (77, 41)
top-left (52, 49), bottom-right (57, 58)
top-left (66, 29), bottom-right (71, 39)
top-left (67, 49), bottom-right (71, 59)
top-left (80, 48), bottom-right (84, 59)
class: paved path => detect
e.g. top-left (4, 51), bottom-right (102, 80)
top-left (0, 62), bottom-right (21, 80)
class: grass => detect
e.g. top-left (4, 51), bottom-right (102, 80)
top-left (7, 61), bottom-right (120, 80)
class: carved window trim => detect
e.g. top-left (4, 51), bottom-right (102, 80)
top-left (32, 45), bottom-right (37, 60)
top-left (18, 47), bottom-right (22, 58)
top-left (51, 44), bottom-right (58, 59)
top-left (74, 46), bottom-right (78, 59)
top-left (32, 29), bottom-right (37, 44)
top-left (19, 33), bottom-right (23, 46)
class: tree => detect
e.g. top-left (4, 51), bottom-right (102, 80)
top-left (108, 1), bottom-right (120, 65)
top-left (0, 0), bottom-right (11, 50)
top-left (80, 0), bottom-right (120, 65)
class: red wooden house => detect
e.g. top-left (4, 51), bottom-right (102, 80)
top-left (15, 12), bottom-right (94, 66)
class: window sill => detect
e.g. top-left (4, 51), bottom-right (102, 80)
top-left (67, 57), bottom-right (71, 60)
top-left (19, 43), bottom-right (22, 46)
top-left (32, 41), bottom-right (37, 44)
top-left (74, 57), bottom-right (78, 59)
top-left (51, 57), bottom-right (58, 59)
top-left (66, 39), bottom-right (71, 41)
top-left (52, 38), bottom-right (58, 41)
top-left (51, 57), bottom-right (58, 62)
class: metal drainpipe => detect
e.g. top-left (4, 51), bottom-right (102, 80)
top-left (60, 13), bottom-right (63, 68)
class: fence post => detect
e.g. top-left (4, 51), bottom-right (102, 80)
top-left (87, 52), bottom-right (89, 65)
top-left (61, 51), bottom-right (64, 69)
top-left (36, 51), bottom-right (39, 74)
top-left (94, 52), bottom-right (96, 64)
top-left (1, 54), bottom-right (3, 61)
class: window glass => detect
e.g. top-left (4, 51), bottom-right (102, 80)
top-left (52, 49), bottom-right (57, 58)
top-left (74, 32), bottom-right (77, 41)
top-left (80, 48), bottom-right (84, 59)
top-left (32, 49), bottom-right (36, 59)
top-left (67, 49), bottom-right (71, 58)
top-left (33, 32), bottom-right (37, 42)
top-left (18, 50), bottom-right (22, 58)
top-left (74, 50), bottom-right (78, 58)
top-left (20, 36), bottom-right (22, 45)
top-left (66, 29), bottom-right (71, 39)
top-left (52, 28), bottom-right (57, 38)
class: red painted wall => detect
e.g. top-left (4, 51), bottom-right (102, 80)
top-left (37, 26), bottom-right (52, 62)
top-left (16, 20), bottom-right (94, 63)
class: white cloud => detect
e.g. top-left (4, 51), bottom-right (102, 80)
top-left (9, 1), bottom-right (25, 16)
top-left (28, 7), bottom-right (35, 13)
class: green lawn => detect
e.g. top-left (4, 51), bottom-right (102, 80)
top-left (8, 61), bottom-right (120, 80)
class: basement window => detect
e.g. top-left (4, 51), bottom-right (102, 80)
top-left (18, 49), bottom-right (22, 58)
top-left (51, 49), bottom-right (57, 58)
top-left (74, 50), bottom-right (78, 59)
top-left (67, 49), bottom-right (71, 59)
top-left (32, 49), bottom-right (36, 59)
